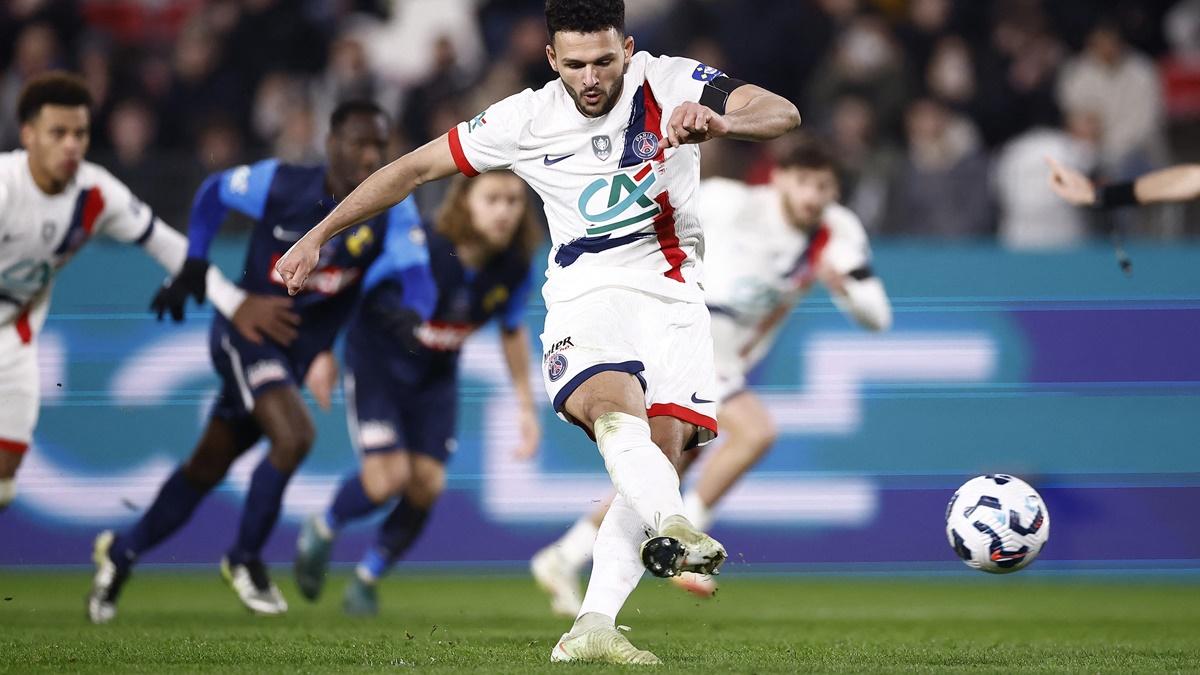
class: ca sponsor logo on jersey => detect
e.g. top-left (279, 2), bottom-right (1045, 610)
top-left (577, 164), bottom-right (660, 235)
top-left (467, 111), bottom-right (487, 133)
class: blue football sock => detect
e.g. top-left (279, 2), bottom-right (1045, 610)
top-left (111, 467), bottom-right (209, 570)
top-left (325, 472), bottom-right (380, 533)
top-left (227, 457), bottom-right (292, 565)
top-left (358, 498), bottom-right (429, 580)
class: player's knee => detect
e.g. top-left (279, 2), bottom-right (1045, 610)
top-left (405, 474), bottom-right (444, 509)
top-left (0, 478), bottom-right (15, 508)
top-left (747, 419), bottom-right (778, 455)
top-left (266, 422), bottom-right (315, 471)
top-left (361, 452), bottom-right (410, 502)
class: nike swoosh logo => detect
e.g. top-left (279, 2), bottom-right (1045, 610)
top-left (543, 153), bottom-right (574, 166)
top-left (272, 225), bottom-right (304, 242)
top-left (691, 393), bottom-right (713, 404)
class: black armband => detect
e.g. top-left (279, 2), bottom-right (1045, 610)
top-left (1095, 182), bottom-right (1139, 210)
top-left (699, 76), bottom-right (749, 115)
top-left (847, 265), bottom-right (875, 281)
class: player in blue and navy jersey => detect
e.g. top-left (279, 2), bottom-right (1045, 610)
top-left (87, 101), bottom-right (435, 623)
top-left (293, 171), bottom-right (542, 615)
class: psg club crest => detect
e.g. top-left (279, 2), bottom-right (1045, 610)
top-left (591, 135), bottom-right (611, 161)
top-left (547, 352), bottom-right (568, 382)
top-left (632, 132), bottom-right (659, 160)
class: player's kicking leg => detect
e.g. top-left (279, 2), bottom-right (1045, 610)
top-left (548, 373), bottom-right (724, 665)
top-left (220, 386), bottom-right (316, 615)
top-left (88, 416), bottom-right (261, 623)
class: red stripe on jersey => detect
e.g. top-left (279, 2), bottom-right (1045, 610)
top-left (81, 187), bottom-right (105, 234)
top-left (0, 438), bottom-right (29, 455)
top-left (647, 403), bottom-right (718, 436)
top-left (14, 308), bottom-right (32, 344)
top-left (447, 127), bottom-right (479, 177)
top-left (642, 81), bottom-right (665, 161)
top-left (806, 224), bottom-right (831, 270)
top-left (652, 192), bottom-right (686, 282)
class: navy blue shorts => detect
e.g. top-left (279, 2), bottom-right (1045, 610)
top-left (343, 360), bottom-right (457, 464)
top-left (209, 316), bottom-right (302, 421)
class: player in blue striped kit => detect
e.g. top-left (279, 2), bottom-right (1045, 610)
top-left (87, 101), bottom-right (436, 623)
top-left (294, 171), bottom-right (542, 615)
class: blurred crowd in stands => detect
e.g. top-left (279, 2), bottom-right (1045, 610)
top-left (5, 0), bottom-right (1200, 246)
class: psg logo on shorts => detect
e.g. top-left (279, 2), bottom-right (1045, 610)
top-left (547, 352), bottom-right (568, 382)
top-left (632, 131), bottom-right (659, 160)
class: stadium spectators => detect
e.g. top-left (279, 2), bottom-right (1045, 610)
top-left (0, 0), bottom-right (1191, 244)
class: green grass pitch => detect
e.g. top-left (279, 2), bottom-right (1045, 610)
top-left (1, 569), bottom-right (1198, 673)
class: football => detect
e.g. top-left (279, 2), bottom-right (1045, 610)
top-left (945, 474), bottom-right (1050, 574)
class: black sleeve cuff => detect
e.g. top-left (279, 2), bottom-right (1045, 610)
top-left (1096, 182), bottom-right (1139, 210)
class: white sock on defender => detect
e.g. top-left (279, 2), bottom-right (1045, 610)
top-left (594, 412), bottom-right (684, 532)
top-left (557, 516), bottom-right (599, 570)
top-left (682, 490), bottom-right (713, 532)
top-left (575, 494), bottom-right (645, 626)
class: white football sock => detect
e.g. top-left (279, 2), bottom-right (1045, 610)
top-left (682, 490), bottom-right (713, 532)
top-left (575, 494), bottom-right (646, 626)
top-left (594, 412), bottom-right (684, 533)
top-left (556, 515), bottom-right (599, 570)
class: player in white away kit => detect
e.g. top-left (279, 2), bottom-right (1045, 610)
top-left (0, 72), bottom-right (249, 510)
top-left (274, 0), bottom-right (799, 664)
top-left (532, 139), bottom-right (893, 611)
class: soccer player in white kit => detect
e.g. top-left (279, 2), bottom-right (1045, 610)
top-left (532, 138), bottom-right (893, 610)
top-left (0, 72), bottom-right (248, 510)
top-left (274, 0), bottom-right (799, 664)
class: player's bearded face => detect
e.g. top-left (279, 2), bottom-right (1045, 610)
top-left (326, 113), bottom-right (389, 195)
top-left (548, 29), bottom-right (633, 118)
top-left (466, 173), bottom-right (527, 251)
top-left (774, 167), bottom-right (840, 229)
top-left (21, 105), bottom-right (89, 191)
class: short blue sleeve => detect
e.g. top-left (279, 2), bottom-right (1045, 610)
top-left (500, 270), bottom-right (534, 332)
top-left (362, 197), bottom-right (437, 320)
top-left (217, 159), bottom-right (279, 220)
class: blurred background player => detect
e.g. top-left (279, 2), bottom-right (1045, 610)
top-left (293, 170), bottom-right (541, 616)
top-left (87, 101), bottom-right (435, 623)
top-left (0, 72), bottom-right (245, 512)
top-left (1048, 157), bottom-right (1200, 207)
top-left (273, 0), bottom-right (800, 663)
top-left (532, 136), bottom-right (892, 614)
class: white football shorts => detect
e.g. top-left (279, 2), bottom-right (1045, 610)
top-left (540, 287), bottom-right (718, 446)
top-left (0, 341), bottom-right (39, 453)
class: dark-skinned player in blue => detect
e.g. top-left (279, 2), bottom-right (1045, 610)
top-left (294, 171), bottom-right (542, 615)
top-left (87, 101), bottom-right (435, 623)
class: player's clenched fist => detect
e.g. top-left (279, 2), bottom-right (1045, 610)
top-left (666, 101), bottom-right (730, 148)
top-left (275, 237), bottom-right (320, 296)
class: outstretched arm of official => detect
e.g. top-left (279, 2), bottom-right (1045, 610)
top-left (276, 137), bottom-right (460, 295)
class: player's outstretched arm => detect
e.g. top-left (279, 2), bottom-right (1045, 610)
top-left (1048, 157), bottom-right (1200, 207)
top-left (665, 84), bottom-right (800, 148)
top-left (276, 136), bottom-right (459, 296)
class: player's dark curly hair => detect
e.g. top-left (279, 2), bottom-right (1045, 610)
top-left (545, 0), bottom-right (625, 39)
top-left (775, 135), bottom-right (837, 173)
top-left (17, 71), bottom-right (92, 123)
top-left (329, 100), bottom-right (387, 132)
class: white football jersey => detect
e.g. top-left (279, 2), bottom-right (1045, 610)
top-left (450, 52), bottom-right (735, 306)
top-left (700, 178), bottom-right (874, 368)
top-left (0, 150), bottom-right (158, 351)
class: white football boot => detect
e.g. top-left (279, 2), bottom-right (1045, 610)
top-left (87, 530), bottom-right (129, 624)
top-left (221, 557), bottom-right (288, 615)
top-left (639, 514), bottom-right (727, 578)
top-left (550, 613), bottom-right (660, 665)
top-left (530, 545), bottom-right (583, 618)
